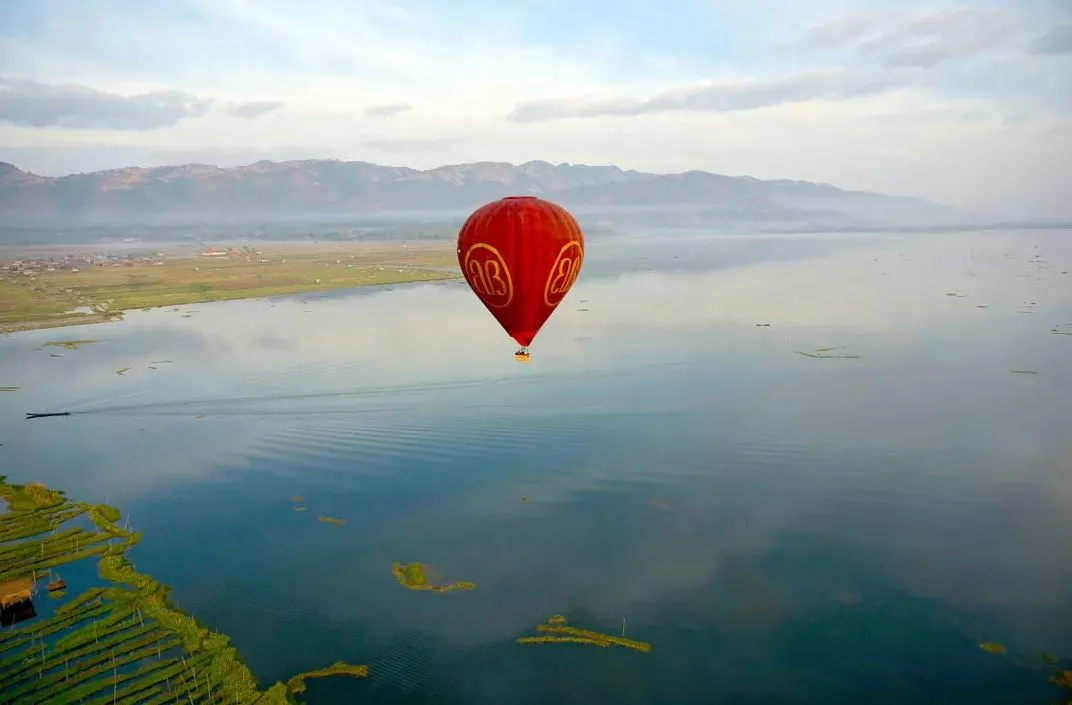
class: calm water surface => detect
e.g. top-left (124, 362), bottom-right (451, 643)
top-left (2, 230), bottom-right (1071, 704)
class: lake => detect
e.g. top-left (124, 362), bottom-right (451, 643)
top-left (2, 229), bottom-right (1071, 704)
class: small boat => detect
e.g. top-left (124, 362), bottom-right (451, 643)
top-left (47, 574), bottom-right (66, 592)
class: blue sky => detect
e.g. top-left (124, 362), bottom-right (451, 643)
top-left (0, 0), bottom-right (1069, 216)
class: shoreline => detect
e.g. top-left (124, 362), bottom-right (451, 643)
top-left (0, 241), bottom-right (461, 334)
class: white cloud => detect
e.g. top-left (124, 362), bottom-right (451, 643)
top-left (506, 68), bottom-right (925, 122)
top-left (1027, 22), bottom-right (1072, 55)
top-left (227, 101), bottom-right (284, 119)
top-left (786, 7), bottom-right (1026, 67)
top-left (0, 77), bottom-right (212, 130)
top-left (364, 103), bottom-right (414, 118)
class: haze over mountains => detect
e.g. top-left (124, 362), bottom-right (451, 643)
top-left (0, 158), bottom-right (966, 232)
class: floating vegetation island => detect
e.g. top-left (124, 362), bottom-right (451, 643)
top-left (0, 476), bottom-right (367, 703)
top-left (38, 339), bottom-right (98, 351)
top-left (285, 661), bottom-right (369, 696)
top-left (979, 640), bottom-right (1072, 703)
top-left (517, 614), bottom-right (651, 653)
top-left (391, 562), bottom-right (475, 593)
top-left (796, 346), bottom-right (861, 359)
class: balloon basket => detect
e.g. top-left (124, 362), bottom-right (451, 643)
top-left (514, 349), bottom-right (531, 364)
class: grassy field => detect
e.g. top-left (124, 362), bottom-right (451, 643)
top-left (0, 242), bottom-right (460, 333)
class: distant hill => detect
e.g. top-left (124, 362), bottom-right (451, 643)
top-left (0, 158), bottom-right (954, 228)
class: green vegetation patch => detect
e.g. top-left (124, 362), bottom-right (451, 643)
top-left (39, 339), bottom-right (97, 350)
top-left (0, 475), bottom-right (367, 704)
top-left (391, 562), bottom-right (475, 593)
top-left (977, 639), bottom-right (1072, 702)
top-left (285, 661), bottom-right (368, 696)
top-left (796, 346), bottom-right (861, 359)
top-left (517, 614), bottom-right (651, 653)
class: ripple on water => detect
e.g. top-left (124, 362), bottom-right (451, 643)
top-left (244, 412), bottom-right (604, 482)
top-left (367, 630), bottom-right (459, 698)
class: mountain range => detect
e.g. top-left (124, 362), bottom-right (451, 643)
top-left (0, 158), bottom-right (954, 227)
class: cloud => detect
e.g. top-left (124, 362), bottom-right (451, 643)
top-left (786, 8), bottom-right (1025, 68)
top-left (1043, 120), bottom-right (1072, 138)
top-left (0, 144), bottom-right (340, 174)
top-left (507, 68), bottom-right (919, 122)
top-left (227, 100), bottom-right (283, 119)
top-left (1027, 23), bottom-right (1072, 55)
top-left (0, 77), bottom-right (212, 130)
top-left (364, 102), bottom-right (413, 118)
top-left (363, 136), bottom-right (467, 152)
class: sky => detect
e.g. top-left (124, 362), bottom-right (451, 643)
top-left (0, 0), bottom-right (1070, 218)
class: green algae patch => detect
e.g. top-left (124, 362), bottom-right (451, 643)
top-left (285, 661), bottom-right (369, 695)
top-left (391, 562), bottom-right (475, 593)
top-left (517, 614), bottom-right (651, 653)
top-left (0, 475), bottom-right (367, 704)
top-left (796, 346), bottom-right (861, 359)
top-left (317, 515), bottom-right (345, 526)
top-left (39, 339), bottom-right (97, 351)
top-left (972, 639), bottom-right (1072, 702)
top-left (518, 636), bottom-right (614, 648)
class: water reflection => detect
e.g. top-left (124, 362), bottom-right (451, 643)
top-left (1, 229), bottom-right (1071, 704)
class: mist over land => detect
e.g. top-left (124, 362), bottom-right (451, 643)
top-left (4, 157), bottom-right (1058, 247)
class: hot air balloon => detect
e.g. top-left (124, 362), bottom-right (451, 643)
top-left (457, 196), bottom-right (585, 361)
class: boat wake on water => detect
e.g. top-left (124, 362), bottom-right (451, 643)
top-left (23, 355), bottom-right (703, 420)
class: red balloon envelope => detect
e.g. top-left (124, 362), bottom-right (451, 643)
top-left (457, 196), bottom-right (585, 353)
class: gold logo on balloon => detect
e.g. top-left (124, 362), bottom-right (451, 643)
top-left (544, 241), bottom-right (583, 307)
top-left (463, 242), bottom-right (514, 309)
